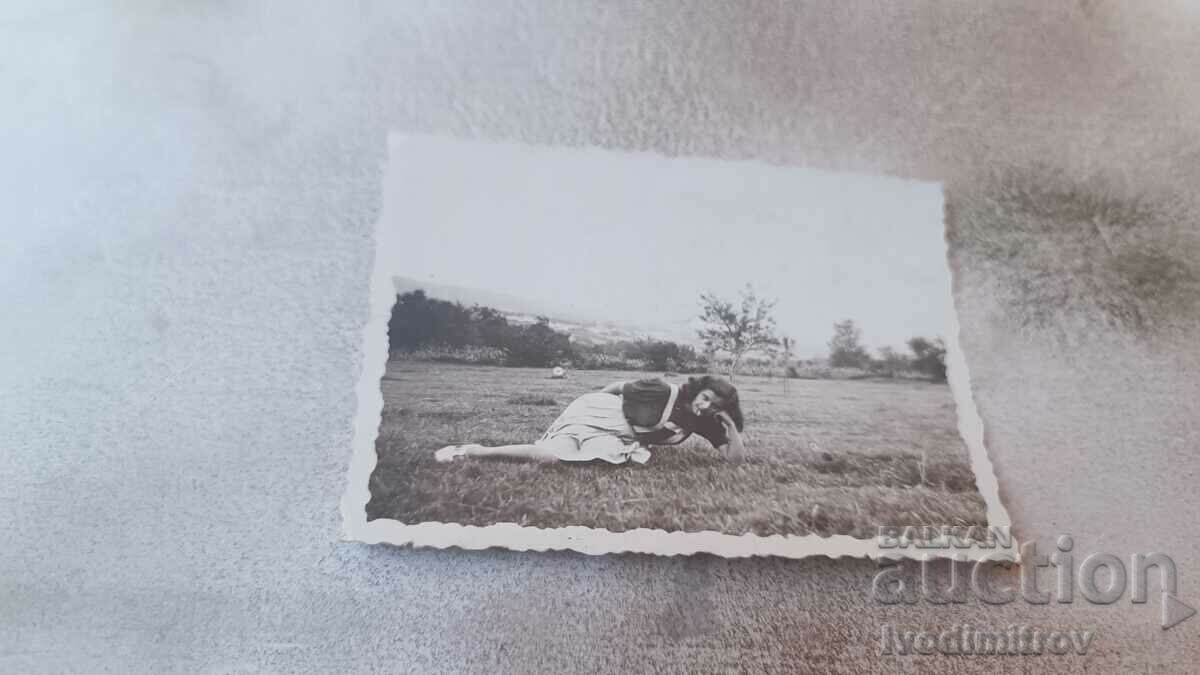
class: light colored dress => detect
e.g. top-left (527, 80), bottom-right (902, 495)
top-left (536, 393), bottom-right (652, 464)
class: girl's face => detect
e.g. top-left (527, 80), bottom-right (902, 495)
top-left (691, 389), bottom-right (723, 417)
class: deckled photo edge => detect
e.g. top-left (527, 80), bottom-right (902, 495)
top-left (340, 132), bottom-right (1016, 561)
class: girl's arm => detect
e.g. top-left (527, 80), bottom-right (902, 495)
top-left (716, 412), bottom-right (746, 459)
top-left (598, 381), bottom-right (626, 395)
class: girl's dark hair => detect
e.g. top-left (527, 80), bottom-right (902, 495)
top-left (682, 375), bottom-right (744, 432)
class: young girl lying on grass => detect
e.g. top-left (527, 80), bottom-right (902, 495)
top-left (435, 375), bottom-right (746, 464)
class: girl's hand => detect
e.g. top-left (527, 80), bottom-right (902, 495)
top-left (715, 411), bottom-right (746, 459)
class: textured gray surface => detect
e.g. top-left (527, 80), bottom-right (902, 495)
top-left (3, 2), bottom-right (1199, 672)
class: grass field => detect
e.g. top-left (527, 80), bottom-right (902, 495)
top-left (366, 360), bottom-right (987, 538)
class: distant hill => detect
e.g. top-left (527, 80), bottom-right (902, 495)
top-left (392, 276), bottom-right (699, 347)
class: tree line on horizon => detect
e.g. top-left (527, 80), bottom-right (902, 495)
top-left (388, 288), bottom-right (947, 382)
top-left (692, 286), bottom-right (946, 382)
top-left (388, 289), bottom-right (700, 371)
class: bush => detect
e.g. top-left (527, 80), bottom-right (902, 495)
top-left (907, 337), bottom-right (948, 382)
top-left (568, 338), bottom-right (709, 373)
top-left (504, 317), bottom-right (574, 367)
top-left (730, 362), bottom-right (784, 377)
top-left (398, 345), bottom-right (508, 365)
top-left (786, 364), bottom-right (833, 379)
top-left (631, 339), bottom-right (699, 372)
top-left (570, 351), bottom-right (647, 371)
top-left (672, 359), bottom-right (708, 374)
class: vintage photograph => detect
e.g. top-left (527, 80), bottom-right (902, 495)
top-left (344, 134), bottom-right (1008, 557)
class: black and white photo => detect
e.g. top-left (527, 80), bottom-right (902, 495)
top-left (343, 134), bottom-right (1009, 558)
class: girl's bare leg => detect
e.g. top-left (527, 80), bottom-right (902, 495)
top-left (466, 443), bottom-right (559, 461)
top-left (435, 442), bottom-right (560, 463)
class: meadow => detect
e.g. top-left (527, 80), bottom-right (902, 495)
top-left (366, 361), bottom-right (988, 538)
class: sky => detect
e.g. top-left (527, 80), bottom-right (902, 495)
top-left (379, 134), bottom-right (955, 358)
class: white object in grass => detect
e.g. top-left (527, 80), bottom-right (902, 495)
top-left (434, 445), bottom-right (469, 463)
top-left (551, 366), bottom-right (566, 379)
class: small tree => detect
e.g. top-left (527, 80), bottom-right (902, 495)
top-left (779, 336), bottom-right (794, 390)
top-left (907, 336), bottom-right (947, 382)
top-left (697, 285), bottom-right (780, 377)
top-left (828, 319), bottom-right (869, 368)
top-left (780, 337), bottom-right (794, 367)
top-left (874, 346), bottom-right (910, 378)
